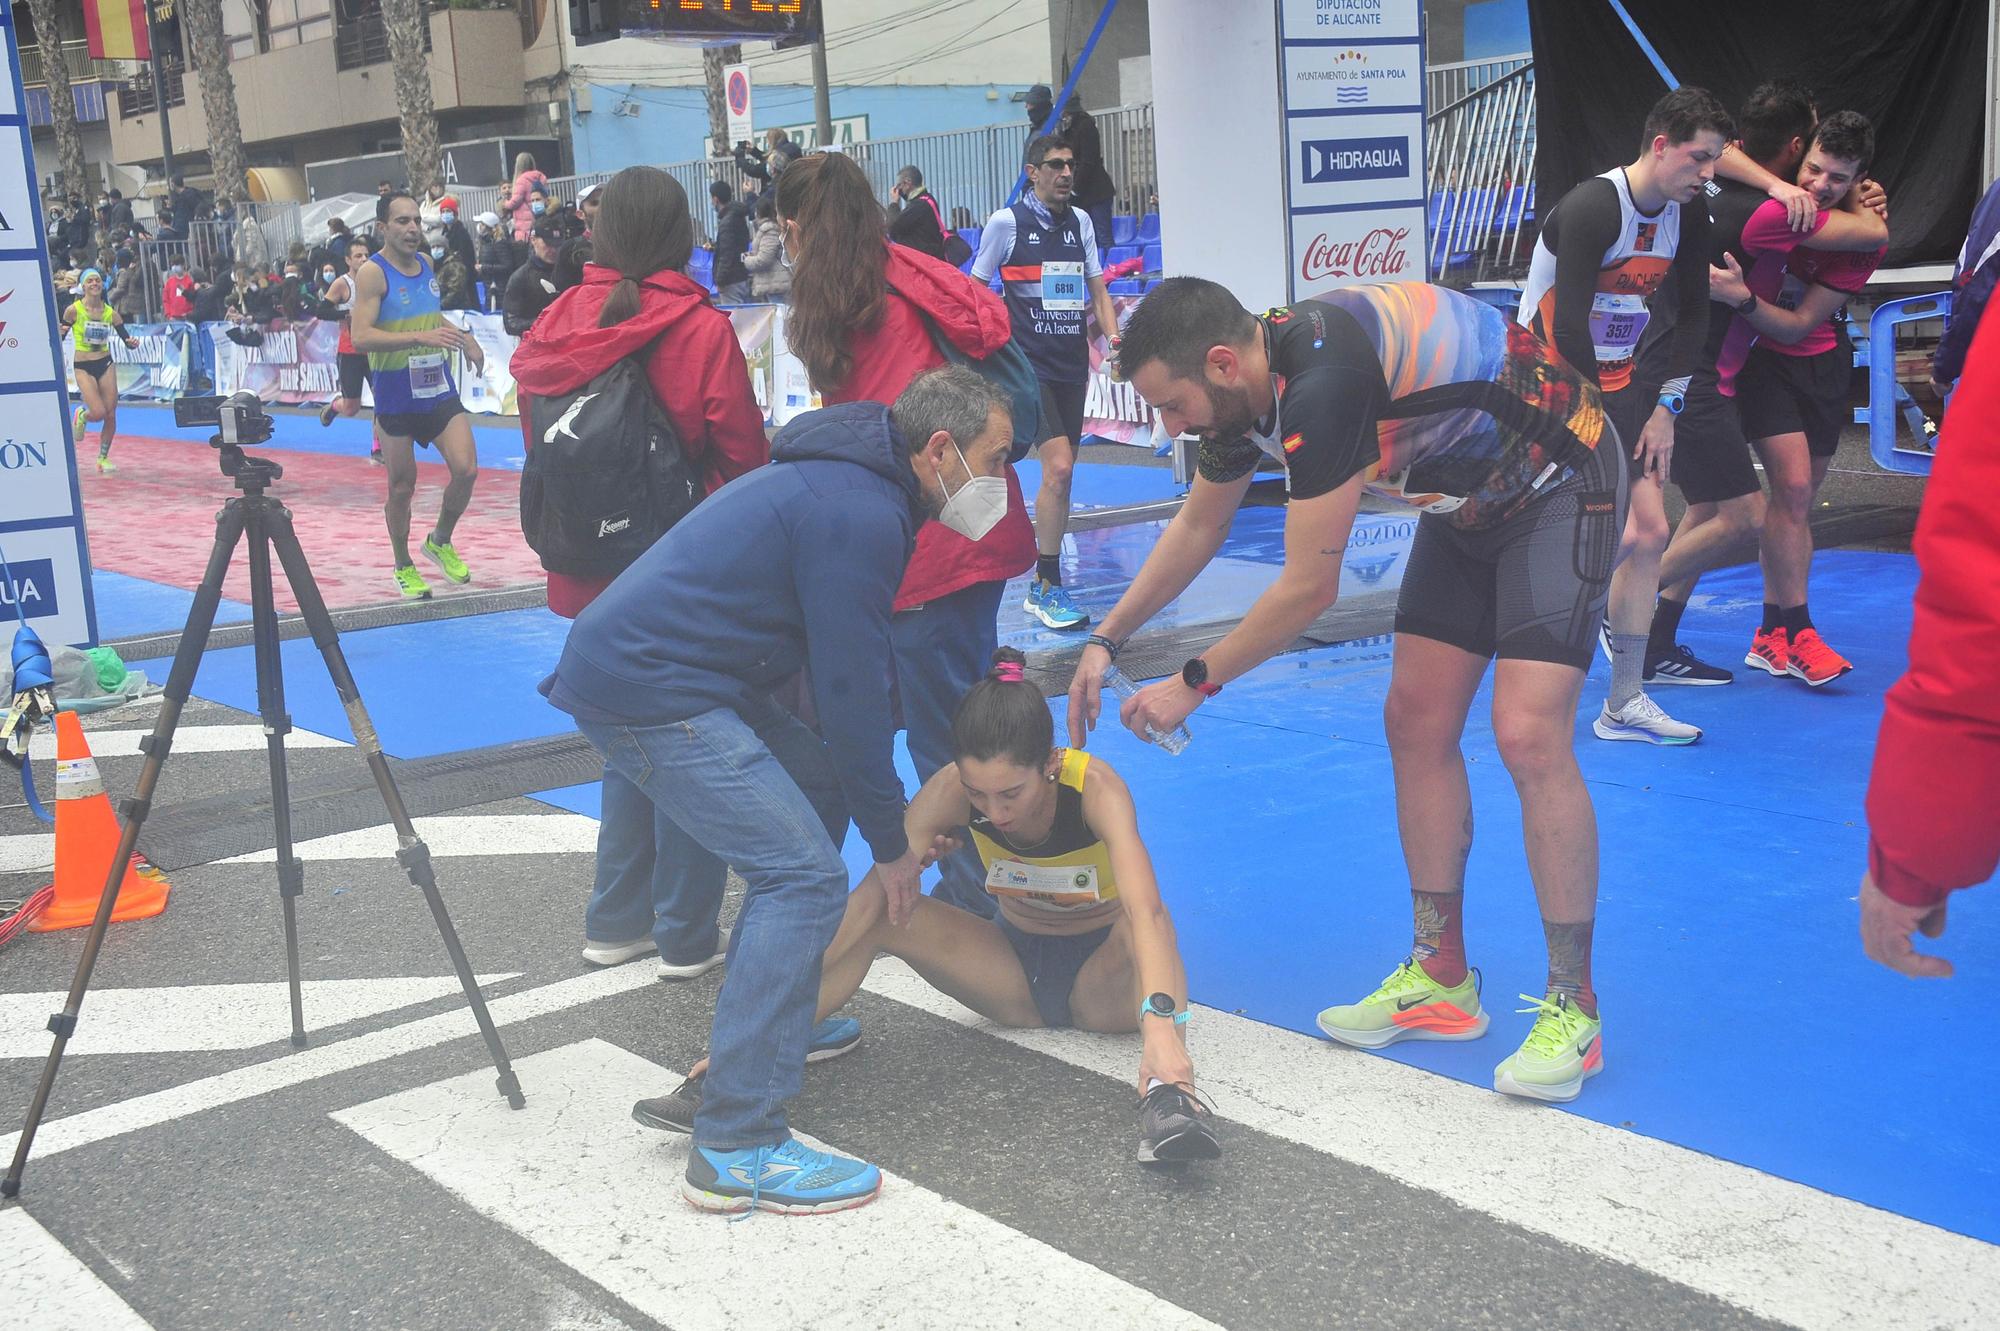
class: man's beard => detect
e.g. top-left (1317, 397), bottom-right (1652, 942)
top-left (1199, 381), bottom-right (1258, 445)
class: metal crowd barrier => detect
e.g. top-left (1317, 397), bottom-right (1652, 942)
top-left (1424, 57), bottom-right (1537, 281)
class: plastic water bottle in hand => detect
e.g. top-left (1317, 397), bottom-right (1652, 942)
top-left (1099, 665), bottom-right (1191, 755)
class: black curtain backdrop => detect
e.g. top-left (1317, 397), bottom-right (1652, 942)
top-left (1527, 0), bottom-right (1986, 267)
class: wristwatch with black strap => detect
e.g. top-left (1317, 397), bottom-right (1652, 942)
top-left (1181, 656), bottom-right (1221, 698)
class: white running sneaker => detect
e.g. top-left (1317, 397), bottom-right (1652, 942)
top-left (1593, 693), bottom-right (1701, 746)
top-left (658, 926), bottom-right (731, 980)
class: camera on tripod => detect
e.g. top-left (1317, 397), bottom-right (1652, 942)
top-left (174, 389), bottom-right (276, 447)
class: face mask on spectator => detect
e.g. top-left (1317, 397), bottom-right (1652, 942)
top-left (431, 245), bottom-right (446, 259)
top-left (530, 201), bottom-right (546, 216)
top-left (321, 268), bottom-right (336, 283)
top-left (441, 210), bottom-right (456, 223)
top-left (935, 439), bottom-right (1007, 541)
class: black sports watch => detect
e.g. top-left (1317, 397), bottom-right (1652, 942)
top-left (1181, 656), bottom-right (1221, 698)
top-left (1734, 291), bottom-right (1759, 315)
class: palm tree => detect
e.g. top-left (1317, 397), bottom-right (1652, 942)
top-left (25, 0), bottom-right (88, 200)
top-left (180, 0), bottom-right (249, 206)
top-left (702, 44), bottom-right (743, 160)
top-left (382, 0), bottom-right (440, 193)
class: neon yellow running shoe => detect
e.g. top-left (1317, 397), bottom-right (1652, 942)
top-left (393, 564), bottom-right (433, 601)
top-left (95, 454), bottom-right (116, 475)
top-left (422, 536), bottom-right (470, 584)
top-left (1493, 993), bottom-right (1603, 1103)
top-left (1315, 957), bottom-right (1488, 1049)
top-left (72, 404), bottom-right (88, 439)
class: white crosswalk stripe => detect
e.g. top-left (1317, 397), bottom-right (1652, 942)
top-left (0, 1207), bottom-right (155, 1331)
top-left (334, 1040), bottom-right (1223, 1331)
top-left (861, 959), bottom-right (1998, 1331)
top-left (26, 724), bottom-right (345, 760)
top-left (217, 813), bottom-right (601, 863)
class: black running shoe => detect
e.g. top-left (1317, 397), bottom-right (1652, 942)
top-left (633, 1072), bottom-right (701, 1134)
top-left (1136, 1083), bottom-right (1222, 1165)
top-left (1644, 642), bottom-right (1734, 686)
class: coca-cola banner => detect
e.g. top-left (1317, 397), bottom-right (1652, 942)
top-left (1277, 0), bottom-right (1429, 298)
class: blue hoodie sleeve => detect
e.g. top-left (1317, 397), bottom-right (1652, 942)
top-left (794, 496), bottom-right (913, 864)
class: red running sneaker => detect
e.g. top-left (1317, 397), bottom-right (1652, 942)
top-left (1786, 628), bottom-right (1853, 687)
top-left (1745, 626), bottom-right (1790, 677)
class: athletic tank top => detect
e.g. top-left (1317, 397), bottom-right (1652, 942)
top-left (967, 748), bottom-right (1120, 931)
top-left (364, 252), bottom-right (453, 413)
top-left (998, 201), bottom-right (1091, 385)
top-left (68, 299), bottom-right (119, 358)
top-left (1519, 169), bottom-right (1682, 393)
top-left (332, 274), bottom-right (357, 355)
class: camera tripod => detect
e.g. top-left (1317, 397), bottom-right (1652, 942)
top-left (4, 439), bottom-right (524, 1198)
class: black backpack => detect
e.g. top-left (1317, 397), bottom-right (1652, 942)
top-left (520, 354), bottom-right (702, 576)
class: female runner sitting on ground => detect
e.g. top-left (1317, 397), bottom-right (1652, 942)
top-left (635, 647), bottom-right (1222, 1164)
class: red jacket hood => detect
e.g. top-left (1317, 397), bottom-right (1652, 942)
top-left (882, 243), bottom-right (1010, 359)
top-left (511, 266), bottom-right (718, 396)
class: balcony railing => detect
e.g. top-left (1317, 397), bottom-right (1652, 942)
top-left (21, 38), bottom-right (125, 89)
top-left (116, 63), bottom-right (186, 117)
top-left (335, 5), bottom-right (436, 72)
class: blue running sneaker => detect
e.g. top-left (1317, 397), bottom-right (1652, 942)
top-left (1023, 577), bottom-right (1090, 630)
top-left (806, 1014), bottom-right (862, 1062)
top-left (633, 1017), bottom-right (864, 1134)
top-left (683, 1136), bottom-right (882, 1216)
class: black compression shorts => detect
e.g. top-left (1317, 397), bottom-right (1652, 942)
top-left (1037, 379), bottom-right (1088, 446)
top-left (1393, 423), bottom-right (1628, 669)
top-left (375, 396), bottom-right (466, 447)
top-left (337, 351), bottom-right (370, 402)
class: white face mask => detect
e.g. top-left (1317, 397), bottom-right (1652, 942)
top-left (935, 438), bottom-right (1007, 541)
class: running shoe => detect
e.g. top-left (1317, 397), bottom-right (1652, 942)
top-left (580, 934), bottom-right (653, 967)
top-left (72, 404), bottom-right (88, 439)
top-left (1316, 957), bottom-right (1488, 1049)
top-left (1593, 694), bottom-right (1701, 746)
top-left (1136, 1083), bottom-right (1222, 1165)
top-left (1493, 992), bottom-right (1603, 1103)
top-left (682, 1136), bottom-right (882, 1216)
top-left (95, 454), bottom-right (115, 475)
top-left (631, 1018), bottom-right (864, 1135)
top-left (421, 536), bottom-right (471, 585)
top-left (1023, 577), bottom-right (1090, 630)
top-left (1596, 622), bottom-right (1614, 666)
top-left (1744, 626), bottom-right (1790, 677)
top-left (1785, 628), bottom-right (1853, 687)
top-left (369, 447), bottom-right (385, 467)
top-left (318, 403), bottom-right (338, 427)
top-left (1644, 643), bottom-right (1733, 686)
top-left (393, 564), bottom-right (433, 601)
top-left (657, 925), bottom-right (730, 980)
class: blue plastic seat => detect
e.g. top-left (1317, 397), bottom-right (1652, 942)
top-left (1136, 213), bottom-right (1161, 244)
top-left (1111, 215), bottom-right (1138, 246)
top-left (1141, 243), bottom-right (1163, 274)
top-left (1105, 245), bottom-right (1139, 270)
top-left (1107, 278), bottom-right (1144, 296)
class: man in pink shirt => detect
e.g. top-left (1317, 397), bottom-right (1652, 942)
top-left (1708, 112), bottom-right (1889, 687)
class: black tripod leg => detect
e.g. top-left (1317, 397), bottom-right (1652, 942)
top-left (243, 497), bottom-right (309, 1048)
top-left (3, 503), bottom-right (248, 1198)
top-left (263, 506), bottom-right (525, 1109)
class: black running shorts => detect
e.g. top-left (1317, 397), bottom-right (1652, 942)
top-left (337, 351), bottom-right (370, 402)
top-left (1393, 424), bottom-right (1629, 669)
top-left (1735, 345), bottom-right (1849, 458)
top-left (375, 395), bottom-right (466, 448)
top-left (1672, 373), bottom-right (1761, 505)
top-left (1037, 378), bottom-right (1088, 446)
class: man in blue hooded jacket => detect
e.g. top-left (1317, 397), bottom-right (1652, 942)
top-left (543, 366), bottom-right (1014, 1216)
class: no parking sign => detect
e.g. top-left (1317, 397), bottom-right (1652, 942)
top-left (724, 63), bottom-right (754, 148)
top-left (0, 0), bottom-right (97, 648)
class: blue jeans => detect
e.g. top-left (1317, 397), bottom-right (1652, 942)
top-left (584, 764), bottom-right (728, 965)
top-left (579, 704), bottom-right (848, 1151)
top-left (891, 578), bottom-right (1003, 918)
top-left (587, 702), bottom-right (848, 963)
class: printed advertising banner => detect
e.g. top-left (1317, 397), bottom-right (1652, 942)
top-left (1082, 294), bottom-right (1153, 445)
top-left (0, 5), bottom-right (96, 647)
top-left (1279, 0), bottom-right (1429, 299)
top-left (62, 321), bottom-right (194, 398)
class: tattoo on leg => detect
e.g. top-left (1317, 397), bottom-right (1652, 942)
top-left (1453, 807), bottom-right (1473, 892)
top-left (1542, 918), bottom-right (1595, 1000)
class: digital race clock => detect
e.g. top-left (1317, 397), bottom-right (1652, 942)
top-left (625, 0), bottom-right (823, 43)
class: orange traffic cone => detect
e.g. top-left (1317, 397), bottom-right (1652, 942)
top-left (27, 710), bottom-right (171, 932)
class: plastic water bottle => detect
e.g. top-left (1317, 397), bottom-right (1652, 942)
top-left (1099, 664), bottom-right (1191, 755)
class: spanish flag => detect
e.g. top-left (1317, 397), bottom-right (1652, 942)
top-left (83, 0), bottom-right (151, 62)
